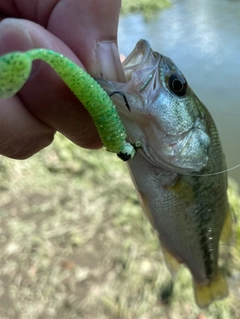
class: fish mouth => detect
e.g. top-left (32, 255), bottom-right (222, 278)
top-left (121, 39), bottom-right (153, 81)
top-left (95, 39), bottom-right (157, 107)
top-left (96, 40), bottom-right (152, 88)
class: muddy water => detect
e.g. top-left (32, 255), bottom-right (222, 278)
top-left (118, 0), bottom-right (240, 184)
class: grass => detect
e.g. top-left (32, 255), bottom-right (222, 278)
top-left (121, 0), bottom-right (171, 19)
top-left (0, 133), bottom-right (240, 319)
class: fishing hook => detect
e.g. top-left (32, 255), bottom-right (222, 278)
top-left (109, 90), bottom-right (131, 111)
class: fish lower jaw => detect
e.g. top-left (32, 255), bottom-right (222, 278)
top-left (142, 150), bottom-right (205, 175)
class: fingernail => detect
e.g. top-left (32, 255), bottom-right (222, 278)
top-left (96, 41), bottom-right (126, 82)
top-left (0, 19), bottom-right (33, 55)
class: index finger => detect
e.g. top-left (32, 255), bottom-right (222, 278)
top-left (0, 0), bottom-right (125, 80)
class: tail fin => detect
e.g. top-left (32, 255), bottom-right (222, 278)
top-left (193, 270), bottom-right (228, 308)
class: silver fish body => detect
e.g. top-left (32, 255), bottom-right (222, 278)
top-left (98, 40), bottom-right (231, 308)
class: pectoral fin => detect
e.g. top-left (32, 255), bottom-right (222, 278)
top-left (194, 270), bottom-right (228, 308)
top-left (220, 209), bottom-right (232, 244)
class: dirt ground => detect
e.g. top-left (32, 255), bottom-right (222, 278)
top-left (0, 134), bottom-right (240, 319)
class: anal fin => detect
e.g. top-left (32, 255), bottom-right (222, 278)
top-left (220, 209), bottom-right (233, 244)
top-left (194, 270), bottom-right (228, 308)
top-left (162, 245), bottom-right (181, 277)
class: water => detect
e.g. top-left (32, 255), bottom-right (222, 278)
top-left (118, 0), bottom-right (240, 184)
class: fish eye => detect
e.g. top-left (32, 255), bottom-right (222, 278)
top-left (168, 73), bottom-right (187, 97)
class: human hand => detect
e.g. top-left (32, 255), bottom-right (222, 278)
top-left (0, 0), bottom-right (125, 159)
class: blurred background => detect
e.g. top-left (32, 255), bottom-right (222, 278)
top-left (0, 0), bottom-right (240, 318)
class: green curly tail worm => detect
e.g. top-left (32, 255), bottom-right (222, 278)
top-left (0, 49), bottom-right (138, 160)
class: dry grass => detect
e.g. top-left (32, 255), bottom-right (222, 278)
top-left (0, 133), bottom-right (240, 319)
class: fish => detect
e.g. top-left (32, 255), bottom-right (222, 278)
top-left (97, 39), bottom-right (232, 308)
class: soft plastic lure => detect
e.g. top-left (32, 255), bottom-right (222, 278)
top-left (0, 49), bottom-right (138, 160)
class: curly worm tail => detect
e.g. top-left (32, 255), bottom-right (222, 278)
top-left (0, 49), bottom-right (136, 160)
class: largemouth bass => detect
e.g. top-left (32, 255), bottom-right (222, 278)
top-left (97, 40), bottom-right (232, 308)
